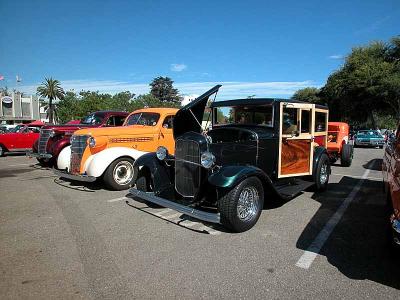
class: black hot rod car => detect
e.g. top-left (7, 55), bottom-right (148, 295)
top-left (129, 85), bottom-right (330, 232)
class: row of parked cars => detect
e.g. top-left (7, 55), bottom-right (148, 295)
top-left (5, 85), bottom-right (395, 234)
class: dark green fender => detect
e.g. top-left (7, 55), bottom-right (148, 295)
top-left (208, 165), bottom-right (271, 189)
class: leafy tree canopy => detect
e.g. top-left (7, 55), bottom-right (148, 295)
top-left (150, 76), bottom-right (181, 103)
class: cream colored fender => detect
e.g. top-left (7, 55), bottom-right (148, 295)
top-left (57, 145), bottom-right (71, 171)
top-left (84, 147), bottom-right (148, 178)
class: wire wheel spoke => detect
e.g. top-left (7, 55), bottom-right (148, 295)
top-left (237, 186), bottom-right (259, 221)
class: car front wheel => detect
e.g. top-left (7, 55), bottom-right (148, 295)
top-left (218, 177), bottom-right (264, 232)
top-left (103, 157), bottom-right (135, 190)
top-left (0, 145), bottom-right (5, 157)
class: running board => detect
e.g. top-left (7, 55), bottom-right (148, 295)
top-left (274, 179), bottom-right (314, 198)
top-left (129, 188), bottom-right (221, 224)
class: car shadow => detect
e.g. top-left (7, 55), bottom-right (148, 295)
top-left (363, 158), bottom-right (383, 171)
top-left (296, 176), bottom-right (400, 290)
top-left (53, 177), bottom-right (105, 192)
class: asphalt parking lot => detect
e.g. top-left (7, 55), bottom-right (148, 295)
top-left (1, 147), bottom-right (399, 299)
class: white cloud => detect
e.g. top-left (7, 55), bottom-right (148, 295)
top-left (328, 54), bottom-right (343, 59)
top-left (15, 79), bottom-right (320, 100)
top-left (170, 63), bottom-right (187, 72)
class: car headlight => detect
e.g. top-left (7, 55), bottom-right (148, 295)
top-left (201, 151), bottom-right (215, 169)
top-left (88, 137), bottom-right (96, 148)
top-left (156, 146), bottom-right (167, 160)
top-left (49, 130), bottom-right (55, 138)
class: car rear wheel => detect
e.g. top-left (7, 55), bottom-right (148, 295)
top-left (104, 157), bottom-right (135, 190)
top-left (218, 177), bottom-right (264, 232)
top-left (314, 153), bottom-right (330, 191)
top-left (341, 144), bottom-right (353, 167)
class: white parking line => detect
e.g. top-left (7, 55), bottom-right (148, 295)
top-left (107, 197), bottom-right (129, 203)
top-left (295, 166), bottom-right (372, 269)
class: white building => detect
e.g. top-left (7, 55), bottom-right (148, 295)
top-left (0, 92), bottom-right (41, 124)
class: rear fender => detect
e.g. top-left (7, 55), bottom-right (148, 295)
top-left (84, 147), bottom-right (148, 178)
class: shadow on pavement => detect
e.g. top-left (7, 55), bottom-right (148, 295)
top-left (54, 177), bottom-right (104, 192)
top-left (296, 176), bottom-right (400, 290)
top-left (363, 158), bottom-right (383, 171)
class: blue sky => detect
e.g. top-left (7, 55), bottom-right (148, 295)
top-left (0, 0), bottom-right (399, 99)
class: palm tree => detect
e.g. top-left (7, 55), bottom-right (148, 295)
top-left (37, 77), bottom-right (65, 123)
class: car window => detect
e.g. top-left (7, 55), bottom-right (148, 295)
top-left (81, 113), bottom-right (104, 125)
top-left (282, 108), bottom-right (298, 134)
top-left (300, 109), bottom-right (311, 133)
top-left (213, 105), bottom-right (273, 127)
top-left (106, 116), bottom-right (126, 126)
top-left (162, 115), bottom-right (174, 129)
top-left (315, 112), bottom-right (327, 132)
top-left (125, 113), bottom-right (160, 126)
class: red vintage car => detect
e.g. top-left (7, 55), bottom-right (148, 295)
top-left (0, 121), bottom-right (44, 157)
top-left (29, 111), bottom-right (129, 167)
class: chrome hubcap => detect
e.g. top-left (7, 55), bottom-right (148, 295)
top-left (237, 186), bottom-right (259, 221)
top-left (320, 163), bottom-right (328, 184)
top-left (113, 161), bottom-right (134, 185)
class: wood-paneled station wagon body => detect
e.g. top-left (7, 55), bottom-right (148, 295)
top-left (130, 85), bottom-right (330, 232)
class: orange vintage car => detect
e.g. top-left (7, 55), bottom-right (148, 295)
top-left (383, 125), bottom-right (400, 249)
top-left (327, 122), bottom-right (354, 167)
top-left (54, 107), bottom-right (178, 190)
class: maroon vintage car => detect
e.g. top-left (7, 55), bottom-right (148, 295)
top-left (29, 111), bottom-right (128, 167)
top-left (0, 121), bottom-right (44, 157)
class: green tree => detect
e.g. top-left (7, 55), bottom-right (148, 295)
top-left (56, 91), bottom-right (80, 123)
top-left (37, 77), bottom-right (65, 123)
top-left (320, 37), bottom-right (400, 128)
top-left (292, 87), bottom-right (323, 104)
top-left (150, 76), bottom-right (181, 104)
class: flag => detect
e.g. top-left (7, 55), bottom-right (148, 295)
top-left (16, 75), bottom-right (21, 82)
top-left (0, 75), bottom-right (4, 81)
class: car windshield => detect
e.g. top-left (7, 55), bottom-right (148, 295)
top-left (81, 113), bottom-right (104, 125)
top-left (125, 112), bottom-right (160, 126)
top-left (358, 130), bottom-right (381, 136)
top-left (9, 125), bottom-right (25, 133)
top-left (213, 105), bottom-right (273, 127)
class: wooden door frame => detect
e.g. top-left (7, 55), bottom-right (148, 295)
top-left (277, 102), bottom-right (315, 178)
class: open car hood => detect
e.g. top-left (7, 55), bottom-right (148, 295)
top-left (173, 85), bottom-right (221, 138)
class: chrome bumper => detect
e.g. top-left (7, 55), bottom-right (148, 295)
top-left (53, 169), bottom-right (97, 182)
top-left (129, 188), bottom-right (221, 224)
top-left (26, 151), bottom-right (52, 159)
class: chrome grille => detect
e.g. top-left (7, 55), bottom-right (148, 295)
top-left (38, 129), bottom-right (52, 154)
top-left (70, 135), bottom-right (89, 174)
top-left (175, 139), bottom-right (201, 197)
